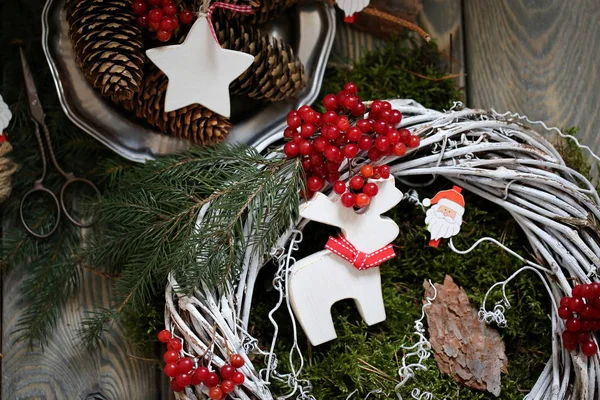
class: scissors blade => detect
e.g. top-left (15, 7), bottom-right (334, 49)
top-left (19, 48), bottom-right (45, 124)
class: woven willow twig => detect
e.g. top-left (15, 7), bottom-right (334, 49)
top-left (166, 100), bottom-right (600, 399)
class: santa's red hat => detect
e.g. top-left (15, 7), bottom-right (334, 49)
top-left (423, 186), bottom-right (465, 216)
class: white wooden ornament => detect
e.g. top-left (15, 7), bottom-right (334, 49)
top-left (0, 95), bottom-right (12, 132)
top-left (289, 176), bottom-right (402, 346)
top-left (336, 0), bottom-right (371, 16)
top-left (146, 17), bottom-right (254, 117)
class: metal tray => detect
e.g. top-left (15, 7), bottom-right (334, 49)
top-left (42, 0), bottom-right (335, 162)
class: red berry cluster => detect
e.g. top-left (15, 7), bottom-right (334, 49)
top-left (132, 0), bottom-right (195, 42)
top-left (283, 83), bottom-right (420, 199)
top-left (332, 164), bottom-right (390, 208)
top-left (158, 330), bottom-right (246, 398)
top-left (559, 283), bottom-right (600, 356)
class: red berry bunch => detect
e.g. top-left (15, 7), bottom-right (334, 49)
top-left (559, 283), bottom-right (600, 356)
top-left (283, 83), bottom-right (419, 199)
top-left (132, 0), bottom-right (196, 42)
top-left (158, 330), bottom-right (246, 398)
top-left (332, 164), bottom-right (390, 208)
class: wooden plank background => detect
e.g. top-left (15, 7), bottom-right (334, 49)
top-left (3, 0), bottom-right (600, 399)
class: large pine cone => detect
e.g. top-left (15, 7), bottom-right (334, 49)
top-left (65, 0), bottom-right (145, 103)
top-left (122, 67), bottom-right (231, 145)
top-left (214, 13), bottom-right (306, 102)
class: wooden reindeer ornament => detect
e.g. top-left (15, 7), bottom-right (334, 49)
top-left (289, 176), bottom-right (402, 345)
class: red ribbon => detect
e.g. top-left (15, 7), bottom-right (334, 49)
top-left (325, 235), bottom-right (396, 270)
top-left (204, 2), bottom-right (255, 45)
top-left (0, 132), bottom-right (6, 144)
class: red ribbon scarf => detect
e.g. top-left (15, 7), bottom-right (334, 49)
top-left (325, 235), bottom-right (396, 270)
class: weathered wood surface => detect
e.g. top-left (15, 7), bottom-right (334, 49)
top-left (464, 0), bottom-right (600, 154)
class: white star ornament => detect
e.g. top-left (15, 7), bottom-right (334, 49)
top-left (146, 17), bottom-right (254, 118)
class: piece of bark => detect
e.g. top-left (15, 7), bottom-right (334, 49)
top-left (352, 0), bottom-right (423, 39)
top-left (424, 275), bottom-right (508, 397)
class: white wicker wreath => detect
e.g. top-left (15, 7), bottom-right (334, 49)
top-left (165, 99), bottom-right (600, 400)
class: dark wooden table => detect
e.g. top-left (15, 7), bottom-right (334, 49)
top-left (3, 0), bottom-right (600, 398)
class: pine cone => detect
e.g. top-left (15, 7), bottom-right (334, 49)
top-left (123, 67), bottom-right (231, 145)
top-left (214, 13), bottom-right (306, 102)
top-left (65, 0), bottom-right (145, 103)
top-left (221, 0), bottom-right (301, 25)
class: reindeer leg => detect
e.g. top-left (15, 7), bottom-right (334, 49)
top-left (351, 267), bottom-right (386, 326)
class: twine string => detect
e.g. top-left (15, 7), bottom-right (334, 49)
top-left (197, 1), bottom-right (254, 44)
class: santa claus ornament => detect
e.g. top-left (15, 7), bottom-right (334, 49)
top-left (423, 186), bottom-right (465, 247)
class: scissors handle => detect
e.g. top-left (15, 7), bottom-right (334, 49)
top-left (20, 184), bottom-right (61, 239)
top-left (60, 175), bottom-right (101, 228)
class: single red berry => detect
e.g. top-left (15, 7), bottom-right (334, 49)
top-left (209, 386), bottom-right (223, 399)
top-left (297, 105), bottom-right (312, 119)
top-left (132, 0), bottom-right (147, 15)
top-left (370, 100), bottom-right (383, 114)
top-left (292, 133), bottom-right (303, 143)
top-left (167, 338), bottom-right (182, 351)
top-left (393, 143), bottom-right (407, 157)
top-left (381, 101), bottom-right (392, 111)
top-left (221, 380), bottom-right (235, 393)
top-left (353, 120), bottom-right (368, 134)
top-left (204, 372), bottom-right (220, 387)
top-left (336, 91), bottom-right (349, 104)
top-left (149, 0), bottom-right (161, 5)
top-left (572, 284), bottom-right (584, 298)
top-left (343, 82), bottom-right (358, 94)
top-left (306, 176), bottom-right (324, 192)
top-left (408, 135), bottom-right (420, 148)
top-left (323, 126), bottom-right (341, 140)
top-left (563, 330), bottom-right (577, 344)
top-left (346, 127), bottom-right (362, 142)
top-left (158, 329), bottom-right (172, 342)
top-left (322, 110), bottom-right (338, 124)
top-left (560, 297), bottom-right (571, 308)
top-left (156, 29), bottom-right (172, 42)
top-left (375, 136), bottom-right (390, 152)
top-left (360, 165), bottom-right (374, 178)
top-left (324, 145), bottom-right (341, 162)
top-left (283, 127), bottom-right (297, 138)
top-left (391, 110), bottom-right (402, 124)
top-left (305, 110), bottom-right (319, 125)
top-left (220, 364), bottom-right (236, 380)
top-left (175, 372), bottom-right (192, 387)
top-left (341, 192), bottom-right (356, 208)
top-left (363, 182), bottom-right (379, 197)
top-left (566, 317), bottom-right (581, 332)
top-left (367, 147), bottom-right (382, 162)
top-left (582, 341), bottom-right (598, 357)
top-left (136, 14), bottom-right (148, 27)
top-left (326, 171), bottom-right (340, 183)
top-left (160, 16), bottom-right (178, 32)
top-left (387, 129), bottom-right (400, 145)
top-left (570, 297), bottom-right (584, 312)
top-left (333, 181), bottom-right (346, 195)
top-left (323, 94), bottom-right (338, 111)
top-left (378, 165), bottom-right (391, 179)
top-left (343, 143), bottom-right (359, 159)
top-left (352, 102), bottom-right (366, 117)
top-left (164, 350), bottom-right (179, 363)
top-left (355, 193), bottom-right (370, 208)
top-left (578, 332), bottom-right (591, 343)
top-left (298, 140), bottom-right (313, 156)
top-left (161, 0), bottom-right (173, 5)
top-left (148, 8), bottom-right (163, 22)
top-left (177, 357), bottom-right (194, 374)
top-left (309, 153), bottom-right (323, 168)
top-left (171, 380), bottom-right (185, 392)
top-left (287, 113), bottom-right (302, 129)
top-left (191, 366), bottom-right (209, 385)
top-left (398, 128), bottom-right (410, 143)
top-left (301, 158), bottom-right (312, 172)
top-left (592, 282), bottom-right (600, 296)
top-left (358, 136), bottom-right (372, 151)
top-left (162, 3), bottom-right (177, 16)
top-left (564, 341), bottom-right (577, 351)
top-left (230, 354), bottom-right (245, 369)
top-left (342, 96), bottom-right (359, 110)
top-left (180, 9), bottom-right (194, 24)
top-left (164, 363), bottom-right (179, 377)
top-left (232, 371), bottom-right (245, 385)
top-left (373, 120), bottom-right (387, 135)
top-left (349, 176), bottom-right (364, 190)
top-left (337, 117), bottom-right (350, 132)
top-left (582, 284), bottom-right (595, 299)
top-left (284, 142), bottom-right (299, 158)
top-left (558, 306), bottom-right (573, 320)
top-left (300, 124), bottom-right (315, 139)
top-left (592, 296), bottom-right (600, 309)
top-left (313, 137), bottom-right (328, 153)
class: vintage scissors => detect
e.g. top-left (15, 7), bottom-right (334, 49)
top-left (19, 48), bottom-right (100, 238)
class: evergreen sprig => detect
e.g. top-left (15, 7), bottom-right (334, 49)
top-left (79, 144), bottom-right (303, 346)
